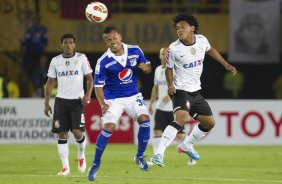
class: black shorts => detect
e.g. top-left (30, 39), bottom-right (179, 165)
top-left (52, 97), bottom-right (85, 133)
top-left (171, 90), bottom-right (213, 119)
top-left (154, 109), bottom-right (184, 132)
top-left (154, 109), bottom-right (174, 131)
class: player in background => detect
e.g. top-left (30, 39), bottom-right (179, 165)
top-left (151, 12), bottom-right (237, 167)
top-left (148, 47), bottom-right (196, 166)
top-left (87, 26), bottom-right (151, 181)
top-left (44, 33), bottom-right (93, 175)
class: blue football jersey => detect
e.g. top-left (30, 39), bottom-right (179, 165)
top-left (94, 43), bottom-right (150, 99)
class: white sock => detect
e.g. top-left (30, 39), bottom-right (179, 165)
top-left (183, 124), bottom-right (207, 146)
top-left (57, 142), bottom-right (69, 169)
top-left (152, 136), bottom-right (161, 154)
top-left (156, 125), bottom-right (178, 155)
top-left (76, 136), bottom-right (86, 159)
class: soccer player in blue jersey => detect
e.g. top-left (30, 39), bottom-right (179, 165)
top-left (88, 27), bottom-right (152, 181)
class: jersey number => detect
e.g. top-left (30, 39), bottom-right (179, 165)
top-left (136, 96), bottom-right (145, 106)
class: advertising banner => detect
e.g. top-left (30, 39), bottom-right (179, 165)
top-left (1, 99), bottom-right (281, 145)
top-left (84, 99), bottom-right (134, 144)
top-left (0, 99), bottom-right (57, 144)
top-left (0, 99), bottom-right (134, 144)
top-left (137, 100), bottom-right (282, 145)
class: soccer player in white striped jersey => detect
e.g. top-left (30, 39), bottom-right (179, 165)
top-left (151, 12), bottom-right (237, 167)
top-left (44, 33), bottom-right (93, 175)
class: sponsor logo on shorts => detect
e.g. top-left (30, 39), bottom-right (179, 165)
top-left (54, 120), bottom-right (60, 128)
top-left (186, 100), bottom-right (190, 110)
top-left (79, 114), bottom-right (85, 127)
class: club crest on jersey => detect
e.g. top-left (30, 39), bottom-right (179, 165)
top-left (65, 60), bottom-right (70, 66)
top-left (130, 59), bottom-right (137, 66)
top-left (118, 68), bottom-right (132, 82)
top-left (190, 48), bottom-right (196, 55)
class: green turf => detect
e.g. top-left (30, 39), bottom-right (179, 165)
top-left (0, 144), bottom-right (282, 184)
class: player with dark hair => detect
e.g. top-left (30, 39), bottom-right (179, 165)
top-left (87, 27), bottom-right (151, 181)
top-left (60, 33), bottom-right (76, 44)
top-left (151, 12), bottom-right (237, 167)
top-left (44, 33), bottom-right (93, 175)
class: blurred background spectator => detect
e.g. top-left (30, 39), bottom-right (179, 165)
top-left (32, 54), bottom-right (49, 97)
top-left (21, 13), bottom-right (48, 90)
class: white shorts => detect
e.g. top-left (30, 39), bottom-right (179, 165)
top-left (101, 93), bottom-right (149, 124)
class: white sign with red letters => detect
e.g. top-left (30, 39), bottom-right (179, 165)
top-left (204, 100), bottom-right (282, 145)
top-left (0, 99), bottom-right (281, 145)
top-left (135, 100), bottom-right (282, 145)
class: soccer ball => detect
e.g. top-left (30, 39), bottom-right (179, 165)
top-left (85, 2), bottom-right (108, 23)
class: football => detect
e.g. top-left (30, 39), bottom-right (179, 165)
top-left (85, 2), bottom-right (108, 23)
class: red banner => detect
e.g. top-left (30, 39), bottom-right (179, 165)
top-left (84, 99), bottom-right (134, 144)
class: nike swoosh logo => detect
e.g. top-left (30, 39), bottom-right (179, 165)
top-left (79, 124), bottom-right (85, 127)
top-left (164, 136), bottom-right (171, 140)
top-left (180, 55), bottom-right (186, 57)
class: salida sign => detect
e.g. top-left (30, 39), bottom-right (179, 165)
top-left (84, 100), bottom-right (134, 144)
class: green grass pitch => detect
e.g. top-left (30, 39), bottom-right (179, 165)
top-left (0, 144), bottom-right (282, 184)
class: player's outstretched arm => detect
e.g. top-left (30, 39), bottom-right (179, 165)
top-left (207, 47), bottom-right (237, 76)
